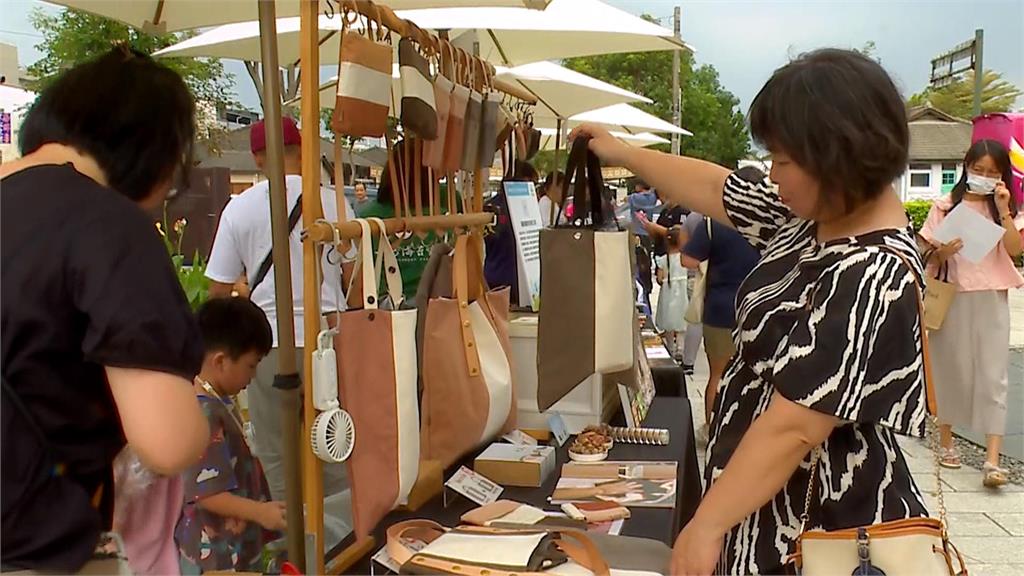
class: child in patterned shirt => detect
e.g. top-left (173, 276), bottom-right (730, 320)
top-left (176, 297), bottom-right (282, 573)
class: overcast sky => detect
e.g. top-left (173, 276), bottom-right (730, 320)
top-left (2, 0), bottom-right (1022, 119)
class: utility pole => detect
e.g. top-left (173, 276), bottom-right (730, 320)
top-left (972, 28), bottom-right (984, 118)
top-left (671, 6), bottom-right (681, 155)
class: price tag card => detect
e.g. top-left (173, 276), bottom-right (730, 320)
top-left (446, 466), bottom-right (503, 506)
top-left (502, 429), bottom-right (539, 446)
top-left (548, 413), bottom-right (570, 447)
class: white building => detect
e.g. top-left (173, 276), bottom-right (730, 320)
top-left (896, 105), bottom-right (973, 201)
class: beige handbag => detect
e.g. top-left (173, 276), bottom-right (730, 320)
top-left (924, 256), bottom-right (956, 331)
top-left (790, 250), bottom-right (968, 576)
top-left (683, 217), bottom-right (712, 325)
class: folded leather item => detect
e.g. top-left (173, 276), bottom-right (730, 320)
top-left (387, 520), bottom-right (613, 576)
top-left (562, 501), bottom-right (631, 524)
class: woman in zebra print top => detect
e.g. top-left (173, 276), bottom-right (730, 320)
top-left (572, 49), bottom-right (929, 575)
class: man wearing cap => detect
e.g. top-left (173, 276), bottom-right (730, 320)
top-left (205, 117), bottom-right (356, 500)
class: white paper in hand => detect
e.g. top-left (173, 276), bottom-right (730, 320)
top-left (932, 203), bottom-right (1006, 264)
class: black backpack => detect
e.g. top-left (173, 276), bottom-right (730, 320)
top-left (1, 378), bottom-right (105, 571)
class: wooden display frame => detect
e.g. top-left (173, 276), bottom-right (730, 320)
top-left (298, 1), bottom-right (536, 572)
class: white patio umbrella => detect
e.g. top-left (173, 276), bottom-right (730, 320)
top-left (412, 0), bottom-right (692, 65)
top-left (537, 127), bottom-right (668, 151)
top-left (561, 103), bottom-right (693, 136)
top-left (153, 0), bottom-right (689, 65)
top-left (45, 0), bottom-right (550, 33)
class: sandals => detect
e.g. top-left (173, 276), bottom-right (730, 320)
top-left (983, 463), bottom-right (1009, 488)
top-left (939, 447), bottom-right (962, 469)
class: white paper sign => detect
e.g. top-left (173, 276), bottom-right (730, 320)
top-left (446, 466), bottom-right (503, 506)
top-left (547, 412), bottom-right (570, 447)
top-left (502, 429), bottom-right (539, 446)
top-left (504, 181), bottom-right (543, 310)
top-left (932, 202), bottom-right (1006, 264)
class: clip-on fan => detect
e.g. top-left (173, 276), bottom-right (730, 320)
top-left (310, 221), bottom-right (355, 463)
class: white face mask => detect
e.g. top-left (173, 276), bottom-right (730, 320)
top-left (966, 173), bottom-right (999, 195)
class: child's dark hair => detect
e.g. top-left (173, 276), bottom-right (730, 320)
top-left (197, 298), bottom-right (273, 359)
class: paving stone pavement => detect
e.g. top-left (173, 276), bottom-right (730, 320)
top-left (681, 334), bottom-right (1024, 572)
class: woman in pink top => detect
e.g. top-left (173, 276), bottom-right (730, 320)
top-left (920, 139), bottom-right (1023, 488)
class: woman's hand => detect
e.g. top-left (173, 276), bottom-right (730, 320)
top-left (670, 520), bottom-right (724, 576)
top-left (933, 238), bottom-right (964, 264)
top-left (570, 123), bottom-right (631, 167)
top-left (256, 501), bottom-right (288, 531)
top-left (995, 180), bottom-right (1012, 216)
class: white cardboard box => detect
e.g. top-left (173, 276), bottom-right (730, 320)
top-left (474, 443), bottom-right (557, 488)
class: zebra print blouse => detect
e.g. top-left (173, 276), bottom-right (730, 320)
top-left (706, 170), bottom-right (930, 574)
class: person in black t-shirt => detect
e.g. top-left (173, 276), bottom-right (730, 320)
top-left (1, 47), bottom-right (208, 572)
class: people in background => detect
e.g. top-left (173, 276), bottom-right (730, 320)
top-left (655, 226), bottom-right (690, 358)
top-left (205, 117), bottom-right (356, 501)
top-left (485, 160), bottom-right (539, 303)
top-left (177, 298), bottom-right (282, 574)
top-left (1, 47), bottom-right (208, 572)
top-left (628, 179), bottom-right (659, 311)
top-left (919, 139), bottom-right (1023, 488)
top-left (361, 138), bottom-right (453, 302)
top-left (575, 48), bottom-right (931, 575)
top-left (538, 170), bottom-right (565, 227)
top-left (679, 210), bottom-right (707, 375)
top-left (353, 181), bottom-right (371, 213)
top-left (682, 216), bottom-right (759, 439)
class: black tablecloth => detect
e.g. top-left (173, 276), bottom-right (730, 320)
top-left (342, 395), bottom-right (702, 573)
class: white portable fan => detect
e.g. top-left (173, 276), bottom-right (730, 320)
top-left (310, 329), bottom-right (355, 463)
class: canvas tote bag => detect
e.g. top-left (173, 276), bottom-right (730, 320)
top-left (923, 257), bottom-right (956, 331)
top-left (537, 137), bottom-right (634, 411)
top-left (790, 249), bottom-right (968, 576)
top-left (683, 217), bottom-right (712, 325)
top-left (420, 234), bottom-right (515, 468)
top-left (336, 218), bottom-right (419, 538)
top-left (331, 5), bottom-right (392, 138)
top-left (399, 36), bottom-right (438, 140)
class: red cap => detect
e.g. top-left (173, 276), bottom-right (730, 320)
top-left (250, 117), bottom-right (302, 153)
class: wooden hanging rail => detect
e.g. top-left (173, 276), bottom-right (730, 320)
top-left (306, 212), bottom-right (494, 243)
top-left (327, 0), bottom-right (537, 104)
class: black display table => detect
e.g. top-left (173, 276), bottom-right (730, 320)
top-left (341, 395), bottom-right (702, 573)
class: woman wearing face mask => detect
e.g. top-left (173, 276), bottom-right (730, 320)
top-left (919, 139), bottom-right (1023, 488)
top-left (573, 49), bottom-right (931, 575)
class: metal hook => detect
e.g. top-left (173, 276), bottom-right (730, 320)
top-left (323, 0), bottom-right (336, 20)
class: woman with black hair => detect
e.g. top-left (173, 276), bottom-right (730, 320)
top-left (920, 139), bottom-right (1023, 488)
top-left (575, 48), bottom-right (932, 574)
top-left (1, 47), bottom-right (208, 572)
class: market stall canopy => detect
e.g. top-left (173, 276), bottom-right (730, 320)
top-left (287, 61), bottom-right (649, 122)
top-left (413, 0), bottom-right (692, 65)
top-left (153, 0), bottom-right (689, 66)
top-left (537, 128), bottom-right (668, 151)
top-left (545, 103), bottom-right (693, 136)
top-left (43, 0), bottom-right (551, 34)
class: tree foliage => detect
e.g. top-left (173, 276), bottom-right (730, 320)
top-left (27, 8), bottom-right (234, 113)
top-left (908, 70), bottom-right (1022, 119)
top-left (563, 49), bottom-right (750, 168)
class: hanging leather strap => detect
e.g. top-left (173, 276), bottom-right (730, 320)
top-left (413, 138), bottom-right (423, 217)
top-left (387, 137), bottom-right (404, 220)
top-left (366, 217), bottom-right (404, 308)
top-left (453, 234), bottom-right (482, 378)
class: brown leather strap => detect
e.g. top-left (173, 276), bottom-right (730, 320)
top-left (877, 246), bottom-right (937, 416)
top-left (387, 137), bottom-right (404, 220)
top-left (454, 234), bottom-right (482, 377)
top-left (401, 139), bottom-right (413, 219)
top-left (385, 519), bottom-right (447, 566)
top-left (333, 139), bottom-right (351, 254)
top-left (414, 138), bottom-right (423, 217)
top-left (554, 531), bottom-right (611, 576)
